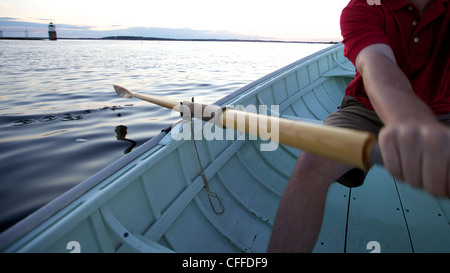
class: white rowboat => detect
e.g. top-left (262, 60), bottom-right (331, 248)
top-left (1, 43), bottom-right (449, 253)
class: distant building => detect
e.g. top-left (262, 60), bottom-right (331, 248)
top-left (48, 22), bottom-right (57, 41)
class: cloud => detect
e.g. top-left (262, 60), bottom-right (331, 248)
top-left (30, 18), bottom-right (54, 22)
top-left (0, 17), bottom-right (19, 21)
top-left (0, 18), bottom-right (50, 35)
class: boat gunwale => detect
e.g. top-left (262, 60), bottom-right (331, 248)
top-left (0, 43), bottom-right (342, 252)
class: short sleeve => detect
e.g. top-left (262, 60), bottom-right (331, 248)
top-left (340, 0), bottom-right (391, 64)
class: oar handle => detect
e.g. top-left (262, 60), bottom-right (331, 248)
top-left (219, 109), bottom-right (378, 169)
top-left (370, 142), bottom-right (384, 167)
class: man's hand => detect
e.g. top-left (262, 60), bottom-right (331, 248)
top-left (356, 44), bottom-right (450, 198)
top-left (379, 122), bottom-right (450, 197)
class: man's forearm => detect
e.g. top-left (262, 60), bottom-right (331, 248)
top-left (355, 44), bottom-right (437, 125)
top-left (355, 44), bottom-right (450, 197)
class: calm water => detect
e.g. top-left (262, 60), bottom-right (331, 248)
top-left (0, 39), bottom-right (331, 232)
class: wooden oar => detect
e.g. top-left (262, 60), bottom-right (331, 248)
top-left (113, 84), bottom-right (383, 170)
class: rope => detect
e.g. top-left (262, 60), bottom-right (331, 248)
top-left (189, 108), bottom-right (225, 215)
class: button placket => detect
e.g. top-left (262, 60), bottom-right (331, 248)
top-left (407, 5), bottom-right (420, 45)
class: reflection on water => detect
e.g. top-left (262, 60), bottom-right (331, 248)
top-left (115, 125), bottom-right (136, 154)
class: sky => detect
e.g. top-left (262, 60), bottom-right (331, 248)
top-left (0, 0), bottom-right (351, 41)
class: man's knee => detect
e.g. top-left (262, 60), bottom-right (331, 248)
top-left (291, 152), bottom-right (353, 186)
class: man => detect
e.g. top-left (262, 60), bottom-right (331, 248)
top-left (268, 0), bottom-right (449, 252)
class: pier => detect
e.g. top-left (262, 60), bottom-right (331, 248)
top-left (0, 29), bottom-right (46, 40)
top-left (0, 22), bottom-right (57, 40)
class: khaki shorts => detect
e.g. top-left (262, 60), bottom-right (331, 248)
top-left (324, 96), bottom-right (450, 187)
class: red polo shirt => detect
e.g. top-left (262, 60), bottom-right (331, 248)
top-left (340, 0), bottom-right (450, 115)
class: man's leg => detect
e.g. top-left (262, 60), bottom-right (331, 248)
top-left (267, 151), bottom-right (352, 253)
top-left (267, 96), bottom-right (383, 252)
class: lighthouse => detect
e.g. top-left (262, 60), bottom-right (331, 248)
top-left (48, 22), bottom-right (57, 41)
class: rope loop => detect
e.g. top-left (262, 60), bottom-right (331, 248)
top-left (190, 112), bottom-right (225, 215)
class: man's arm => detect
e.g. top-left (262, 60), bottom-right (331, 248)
top-left (356, 43), bottom-right (450, 197)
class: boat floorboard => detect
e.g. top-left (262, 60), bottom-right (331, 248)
top-left (315, 165), bottom-right (450, 253)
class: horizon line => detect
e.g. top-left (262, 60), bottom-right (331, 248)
top-left (0, 35), bottom-right (341, 44)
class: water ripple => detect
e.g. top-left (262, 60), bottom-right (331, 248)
top-left (0, 39), bottom-right (331, 232)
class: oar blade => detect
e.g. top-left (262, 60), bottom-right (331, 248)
top-left (113, 84), bottom-right (134, 98)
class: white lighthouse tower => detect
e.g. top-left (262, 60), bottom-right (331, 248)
top-left (48, 22), bottom-right (57, 41)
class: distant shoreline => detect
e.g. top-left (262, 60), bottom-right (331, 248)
top-left (1, 36), bottom-right (339, 44)
top-left (0, 37), bottom-right (46, 41)
top-left (100, 36), bottom-right (339, 44)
